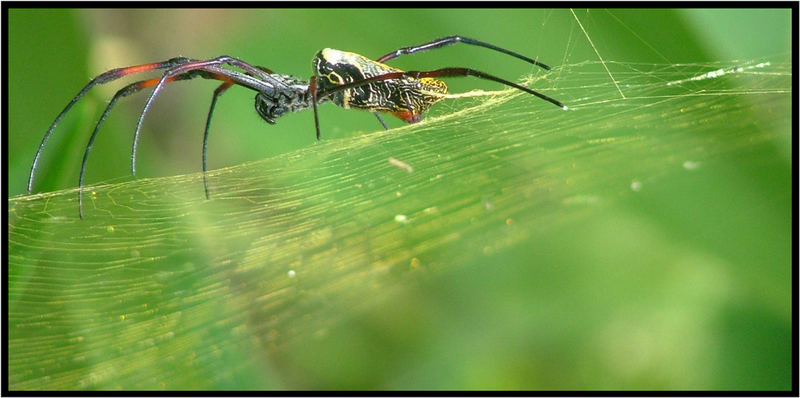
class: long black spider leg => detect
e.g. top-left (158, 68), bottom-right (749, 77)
top-left (28, 57), bottom-right (195, 194)
top-left (76, 70), bottom-right (236, 218)
top-left (310, 76), bottom-right (321, 141)
top-left (202, 66), bottom-right (273, 199)
top-left (132, 56), bottom-right (282, 176)
top-left (374, 114), bottom-right (390, 130)
top-left (203, 82), bottom-right (234, 200)
top-left (377, 35), bottom-right (552, 71)
top-left (317, 68), bottom-right (565, 109)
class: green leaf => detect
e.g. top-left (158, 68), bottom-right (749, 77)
top-left (9, 56), bottom-right (791, 389)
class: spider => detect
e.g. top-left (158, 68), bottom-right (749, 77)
top-left (26, 35), bottom-right (565, 218)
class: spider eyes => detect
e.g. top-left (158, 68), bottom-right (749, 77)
top-left (254, 93), bottom-right (283, 124)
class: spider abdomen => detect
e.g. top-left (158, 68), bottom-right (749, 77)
top-left (313, 48), bottom-right (448, 123)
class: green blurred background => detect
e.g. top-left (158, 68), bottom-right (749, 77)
top-left (7, 9), bottom-right (793, 390)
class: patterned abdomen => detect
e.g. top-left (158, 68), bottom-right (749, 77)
top-left (314, 49), bottom-right (448, 123)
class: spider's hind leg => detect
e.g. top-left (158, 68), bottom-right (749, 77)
top-left (376, 35), bottom-right (551, 70)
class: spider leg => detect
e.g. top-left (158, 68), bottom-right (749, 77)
top-left (28, 57), bottom-right (195, 193)
top-left (310, 76), bottom-right (321, 141)
top-left (202, 81), bottom-right (234, 200)
top-left (202, 66), bottom-right (273, 199)
top-left (132, 56), bottom-right (284, 175)
top-left (76, 70), bottom-right (240, 218)
top-left (374, 114), bottom-right (390, 130)
top-left (317, 68), bottom-right (565, 109)
top-left (376, 35), bottom-right (551, 70)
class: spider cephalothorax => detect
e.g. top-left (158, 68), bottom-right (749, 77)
top-left (253, 74), bottom-right (317, 124)
top-left (28, 35), bottom-right (565, 217)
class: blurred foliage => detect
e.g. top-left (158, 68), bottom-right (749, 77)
top-left (7, 8), bottom-right (793, 390)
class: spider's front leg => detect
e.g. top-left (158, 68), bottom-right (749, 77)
top-left (65, 57), bottom-right (278, 218)
top-left (74, 68), bottom-right (256, 218)
top-left (131, 56), bottom-right (281, 176)
top-left (28, 57), bottom-right (195, 194)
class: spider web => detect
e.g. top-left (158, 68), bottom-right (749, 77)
top-left (8, 52), bottom-right (791, 389)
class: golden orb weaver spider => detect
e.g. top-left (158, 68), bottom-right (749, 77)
top-left (27, 35), bottom-right (565, 218)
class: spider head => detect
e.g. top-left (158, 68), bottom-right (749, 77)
top-left (254, 93), bottom-right (283, 124)
top-left (253, 75), bottom-right (316, 124)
